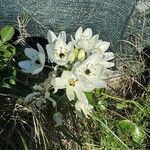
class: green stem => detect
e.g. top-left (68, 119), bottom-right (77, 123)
top-left (92, 115), bottom-right (130, 150)
top-left (102, 93), bottom-right (145, 113)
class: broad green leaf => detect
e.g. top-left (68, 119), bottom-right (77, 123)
top-left (118, 120), bottom-right (134, 133)
top-left (1, 26), bottom-right (14, 43)
top-left (132, 127), bottom-right (145, 144)
top-left (3, 51), bottom-right (11, 58)
top-left (0, 44), bottom-right (8, 50)
top-left (0, 45), bottom-right (16, 68)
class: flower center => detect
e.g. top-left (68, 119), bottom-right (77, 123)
top-left (59, 53), bottom-right (65, 58)
top-left (35, 60), bottom-right (40, 64)
top-left (68, 79), bottom-right (78, 87)
top-left (85, 69), bottom-right (91, 75)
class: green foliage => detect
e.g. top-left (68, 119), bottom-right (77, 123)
top-left (118, 120), bottom-right (134, 134)
top-left (1, 25), bottom-right (14, 43)
top-left (0, 26), bottom-right (17, 91)
top-left (118, 120), bottom-right (145, 144)
top-left (132, 126), bottom-right (145, 144)
top-left (0, 26), bottom-right (15, 69)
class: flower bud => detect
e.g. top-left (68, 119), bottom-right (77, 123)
top-left (78, 49), bottom-right (85, 61)
top-left (69, 48), bottom-right (79, 64)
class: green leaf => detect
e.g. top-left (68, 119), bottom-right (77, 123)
top-left (98, 100), bottom-right (107, 111)
top-left (0, 44), bottom-right (8, 50)
top-left (132, 127), bottom-right (145, 144)
top-left (93, 116), bottom-right (130, 150)
top-left (116, 103), bottom-right (128, 109)
top-left (8, 45), bottom-right (16, 55)
top-left (3, 50), bottom-right (11, 58)
top-left (1, 26), bottom-right (14, 43)
top-left (0, 40), bottom-right (3, 46)
top-left (118, 120), bottom-right (134, 133)
top-left (85, 92), bottom-right (93, 101)
top-left (95, 88), bottom-right (105, 96)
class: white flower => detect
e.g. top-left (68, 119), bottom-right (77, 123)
top-left (91, 40), bottom-right (110, 54)
top-left (71, 27), bottom-right (99, 52)
top-left (46, 30), bottom-right (74, 66)
top-left (18, 43), bottom-right (45, 75)
top-left (71, 27), bottom-right (111, 56)
top-left (72, 52), bottom-right (115, 88)
top-left (51, 71), bottom-right (95, 101)
top-left (51, 70), bottom-right (94, 117)
top-left (75, 100), bottom-right (93, 118)
top-left (47, 30), bottom-right (66, 43)
top-left (46, 39), bottom-right (73, 66)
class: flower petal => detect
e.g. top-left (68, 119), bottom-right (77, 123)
top-left (75, 100), bottom-right (93, 117)
top-left (55, 39), bottom-right (66, 50)
top-left (37, 43), bottom-right (45, 65)
top-left (74, 88), bottom-right (89, 104)
top-left (47, 30), bottom-right (57, 43)
top-left (76, 39), bottom-right (89, 50)
top-left (75, 27), bottom-right (83, 41)
top-left (67, 41), bottom-right (74, 51)
top-left (83, 28), bottom-right (92, 39)
top-left (66, 87), bottom-right (75, 101)
top-left (99, 41), bottom-right (110, 52)
top-left (32, 65), bottom-right (44, 74)
top-left (19, 60), bottom-right (43, 75)
top-left (90, 34), bottom-right (99, 43)
top-left (77, 77), bottom-right (95, 92)
top-left (90, 78), bottom-right (107, 88)
top-left (88, 34), bottom-right (99, 49)
top-left (103, 52), bottom-right (114, 60)
top-left (18, 60), bottom-right (35, 73)
top-left (24, 48), bottom-right (38, 60)
top-left (100, 62), bottom-right (114, 68)
top-left (51, 77), bottom-right (67, 90)
top-left (58, 31), bottom-right (66, 42)
top-left (71, 35), bottom-right (76, 46)
top-left (61, 71), bottom-right (73, 82)
top-left (46, 43), bottom-right (55, 63)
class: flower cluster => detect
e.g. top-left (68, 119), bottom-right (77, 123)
top-left (18, 27), bottom-right (115, 121)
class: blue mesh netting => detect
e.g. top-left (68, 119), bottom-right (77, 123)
top-left (0, 0), bottom-right (137, 46)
